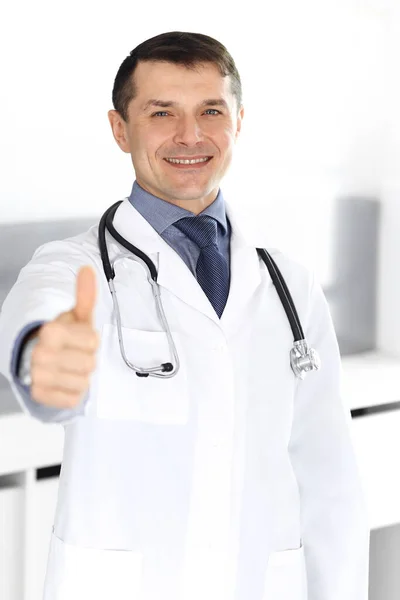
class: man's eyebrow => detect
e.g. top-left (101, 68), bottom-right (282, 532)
top-left (142, 98), bottom-right (229, 111)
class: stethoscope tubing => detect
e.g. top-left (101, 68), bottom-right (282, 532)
top-left (99, 201), bottom-right (305, 345)
top-left (98, 201), bottom-right (320, 379)
top-left (256, 249), bottom-right (304, 342)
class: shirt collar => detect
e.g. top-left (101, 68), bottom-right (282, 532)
top-left (127, 180), bottom-right (228, 235)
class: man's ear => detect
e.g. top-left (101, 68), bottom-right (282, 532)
top-left (235, 105), bottom-right (244, 140)
top-left (107, 109), bottom-right (130, 153)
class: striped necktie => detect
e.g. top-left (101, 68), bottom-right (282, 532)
top-left (174, 215), bottom-right (229, 318)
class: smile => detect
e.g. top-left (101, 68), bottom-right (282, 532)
top-left (163, 156), bottom-right (213, 169)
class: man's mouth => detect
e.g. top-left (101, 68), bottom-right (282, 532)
top-left (163, 156), bottom-right (213, 169)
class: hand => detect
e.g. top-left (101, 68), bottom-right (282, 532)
top-left (29, 266), bottom-right (100, 409)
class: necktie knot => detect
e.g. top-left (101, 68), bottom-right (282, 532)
top-left (174, 215), bottom-right (219, 250)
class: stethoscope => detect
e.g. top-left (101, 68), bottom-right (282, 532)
top-left (98, 200), bottom-right (321, 380)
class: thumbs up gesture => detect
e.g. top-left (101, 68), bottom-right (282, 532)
top-left (28, 266), bottom-right (100, 409)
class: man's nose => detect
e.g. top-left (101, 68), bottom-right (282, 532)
top-left (173, 116), bottom-right (204, 146)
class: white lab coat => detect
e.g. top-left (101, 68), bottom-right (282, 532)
top-left (0, 198), bottom-right (369, 600)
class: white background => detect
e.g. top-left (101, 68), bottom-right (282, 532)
top-left (0, 0), bottom-right (399, 353)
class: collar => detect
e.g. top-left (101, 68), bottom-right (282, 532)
top-left (127, 180), bottom-right (229, 235)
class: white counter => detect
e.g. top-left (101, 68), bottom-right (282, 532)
top-left (341, 350), bottom-right (400, 410)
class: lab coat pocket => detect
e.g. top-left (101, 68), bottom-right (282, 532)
top-left (43, 531), bottom-right (144, 600)
top-left (95, 324), bottom-right (189, 424)
top-left (262, 544), bottom-right (307, 600)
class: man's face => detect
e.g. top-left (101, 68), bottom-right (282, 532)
top-left (108, 60), bottom-right (244, 214)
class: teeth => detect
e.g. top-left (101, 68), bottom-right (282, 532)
top-left (165, 157), bottom-right (210, 165)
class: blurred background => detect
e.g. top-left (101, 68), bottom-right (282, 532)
top-left (1, 0), bottom-right (400, 598)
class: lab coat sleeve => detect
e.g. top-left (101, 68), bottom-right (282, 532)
top-left (9, 320), bottom-right (89, 424)
top-left (0, 240), bottom-right (95, 425)
top-left (287, 271), bottom-right (370, 600)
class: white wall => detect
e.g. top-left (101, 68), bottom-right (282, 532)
top-left (1, 0), bottom-right (398, 351)
top-left (375, 3), bottom-right (400, 356)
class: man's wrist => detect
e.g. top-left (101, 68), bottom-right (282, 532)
top-left (17, 329), bottom-right (41, 386)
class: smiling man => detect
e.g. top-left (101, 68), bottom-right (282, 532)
top-left (108, 58), bottom-right (243, 214)
top-left (0, 31), bottom-right (369, 600)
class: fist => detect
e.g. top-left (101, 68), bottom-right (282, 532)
top-left (29, 266), bottom-right (100, 409)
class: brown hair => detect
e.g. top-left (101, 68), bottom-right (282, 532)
top-left (111, 31), bottom-right (242, 122)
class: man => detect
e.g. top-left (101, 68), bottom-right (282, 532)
top-left (0, 31), bottom-right (369, 600)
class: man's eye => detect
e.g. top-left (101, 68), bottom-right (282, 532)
top-left (151, 109), bottom-right (222, 117)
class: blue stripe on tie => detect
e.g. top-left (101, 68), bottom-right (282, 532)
top-left (174, 216), bottom-right (229, 318)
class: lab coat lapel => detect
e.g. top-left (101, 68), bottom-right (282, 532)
top-left (157, 246), bottom-right (218, 322)
top-left (218, 201), bottom-right (263, 334)
top-left (111, 198), bottom-right (266, 331)
top-left (112, 199), bottom-right (217, 322)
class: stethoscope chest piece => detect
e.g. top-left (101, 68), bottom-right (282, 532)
top-left (290, 340), bottom-right (321, 380)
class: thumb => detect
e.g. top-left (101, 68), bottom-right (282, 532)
top-left (73, 266), bottom-right (97, 323)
